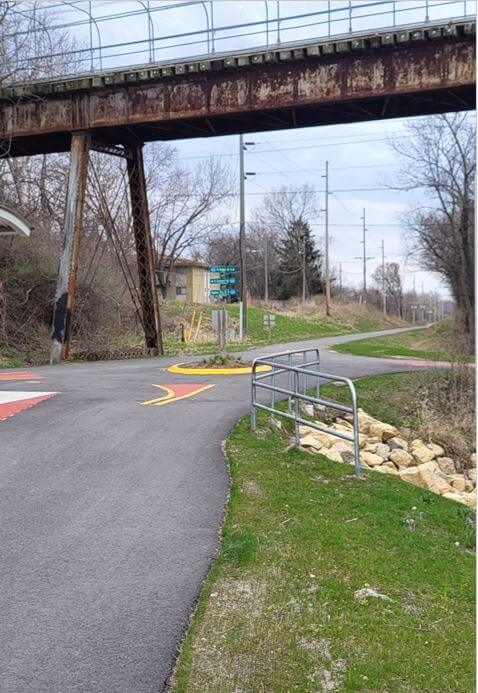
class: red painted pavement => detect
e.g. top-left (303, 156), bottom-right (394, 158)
top-left (0, 393), bottom-right (57, 421)
top-left (0, 371), bottom-right (42, 381)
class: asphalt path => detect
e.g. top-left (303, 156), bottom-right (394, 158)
top-left (0, 326), bottom-right (426, 692)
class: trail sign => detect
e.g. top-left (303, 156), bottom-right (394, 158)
top-left (263, 313), bottom-right (276, 341)
top-left (209, 265), bottom-right (237, 273)
top-left (210, 288), bottom-right (237, 297)
top-left (210, 277), bottom-right (236, 284)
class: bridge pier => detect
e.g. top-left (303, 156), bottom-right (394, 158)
top-left (126, 144), bottom-right (162, 355)
top-left (50, 132), bottom-right (90, 364)
top-left (50, 136), bottom-right (162, 363)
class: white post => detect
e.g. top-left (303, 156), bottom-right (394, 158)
top-left (239, 301), bottom-right (244, 341)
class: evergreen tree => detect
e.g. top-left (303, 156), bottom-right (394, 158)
top-left (275, 219), bottom-right (324, 300)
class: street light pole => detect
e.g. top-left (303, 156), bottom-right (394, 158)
top-left (264, 235), bottom-right (269, 304)
top-left (324, 160), bottom-right (331, 316)
top-left (239, 134), bottom-right (247, 338)
top-left (361, 208), bottom-right (367, 301)
top-left (301, 232), bottom-right (307, 304)
top-left (381, 238), bottom-right (387, 315)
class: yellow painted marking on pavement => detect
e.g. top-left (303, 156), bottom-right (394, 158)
top-left (142, 383), bottom-right (215, 407)
top-left (168, 363), bottom-right (272, 375)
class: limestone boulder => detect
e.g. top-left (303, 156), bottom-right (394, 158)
top-left (437, 457), bottom-right (456, 476)
top-left (318, 446), bottom-right (344, 463)
top-left (388, 436), bottom-right (409, 452)
top-left (412, 446), bottom-right (436, 466)
top-left (300, 433), bottom-right (322, 450)
top-left (375, 443), bottom-right (391, 460)
top-left (390, 449), bottom-right (414, 468)
top-left (467, 468), bottom-right (476, 484)
top-left (410, 438), bottom-right (424, 450)
top-left (442, 491), bottom-right (468, 506)
top-left (399, 466), bottom-right (424, 488)
top-left (334, 418), bottom-right (353, 430)
top-left (368, 421), bottom-right (399, 442)
top-left (361, 451), bottom-right (385, 468)
top-left (377, 461), bottom-right (399, 475)
top-left (427, 443), bottom-right (445, 458)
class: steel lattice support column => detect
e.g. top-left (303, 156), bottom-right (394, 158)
top-left (127, 144), bottom-right (163, 355)
top-left (50, 132), bottom-right (90, 363)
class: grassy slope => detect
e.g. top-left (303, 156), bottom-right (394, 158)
top-left (163, 303), bottom-right (404, 356)
top-left (172, 374), bottom-right (475, 692)
top-left (332, 320), bottom-right (464, 362)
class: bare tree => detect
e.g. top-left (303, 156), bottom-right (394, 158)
top-left (391, 113), bottom-right (475, 346)
top-left (148, 155), bottom-right (233, 298)
top-left (372, 261), bottom-right (403, 317)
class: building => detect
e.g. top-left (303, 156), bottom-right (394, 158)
top-left (158, 258), bottom-right (211, 304)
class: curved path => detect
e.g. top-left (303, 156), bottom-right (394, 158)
top-left (0, 327), bottom-right (426, 692)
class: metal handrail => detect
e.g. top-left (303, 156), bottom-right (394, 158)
top-left (251, 349), bottom-right (361, 475)
top-left (5, 0), bottom-right (474, 79)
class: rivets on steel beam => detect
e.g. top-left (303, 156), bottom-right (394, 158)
top-left (411, 30), bottom-right (425, 41)
top-left (264, 51), bottom-right (277, 62)
top-left (306, 45), bottom-right (320, 56)
top-left (279, 50), bottom-right (292, 60)
top-left (174, 65), bottom-right (186, 74)
top-left (187, 63), bottom-right (199, 72)
top-left (237, 56), bottom-right (250, 66)
top-left (336, 41), bottom-right (350, 53)
top-left (149, 69), bottom-right (161, 79)
top-left (397, 31), bottom-right (410, 43)
top-left (161, 66), bottom-right (173, 76)
top-left (292, 48), bottom-right (304, 59)
top-left (104, 75), bottom-right (114, 85)
top-left (427, 27), bottom-right (442, 39)
top-left (199, 61), bottom-right (211, 71)
top-left (464, 22), bottom-right (476, 34)
top-left (92, 76), bottom-right (104, 87)
top-left (321, 43), bottom-right (335, 54)
top-left (442, 25), bottom-right (457, 36)
top-left (138, 70), bottom-right (149, 80)
top-left (224, 57), bottom-right (237, 68)
top-left (126, 72), bottom-right (137, 82)
top-left (251, 54), bottom-right (264, 64)
top-left (351, 38), bottom-right (366, 50)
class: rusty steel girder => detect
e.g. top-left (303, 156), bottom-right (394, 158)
top-left (0, 23), bottom-right (475, 157)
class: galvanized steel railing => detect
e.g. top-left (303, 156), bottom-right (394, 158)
top-left (5, 0), bottom-right (475, 79)
top-left (251, 348), bottom-right (361, 475)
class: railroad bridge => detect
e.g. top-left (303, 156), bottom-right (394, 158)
top-left (0, 12), bottom-right (475, 362)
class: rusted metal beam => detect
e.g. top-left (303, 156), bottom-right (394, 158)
top-left (127, 144), bottom-right (163, 355)
top-left (50, 132), bottom-right (90, 363)
top-left (0, 31), bottom-right (474, 157)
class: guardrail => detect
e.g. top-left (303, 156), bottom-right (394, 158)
top-left (251, 348), bottom-right (361, 475)
top-left (6, 0), bottom-right (475, 79)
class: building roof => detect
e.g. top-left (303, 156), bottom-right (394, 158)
top-left (158, 256), bottom-right (209, 269)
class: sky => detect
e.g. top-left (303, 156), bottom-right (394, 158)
top-left (34, 0), bottom-right (477, 296)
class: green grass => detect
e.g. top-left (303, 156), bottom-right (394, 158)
top-left (162, 304), bottom-right (404, 357)
top-left (172, 376), bottom-right (475, 692)
top-left (333, 320), bottom-right (468, 362)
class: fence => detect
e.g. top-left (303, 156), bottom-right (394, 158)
top-left (251, 348), bottom-right (361, 475)
top-left (5, 0), bottom-right (475, 79)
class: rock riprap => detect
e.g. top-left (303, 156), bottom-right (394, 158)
top-left (299, 408), bottom-right (476, 509)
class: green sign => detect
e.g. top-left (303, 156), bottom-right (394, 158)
top-left (209, 265), bottom-right (237, 273)
top-left (210, 289), bottom-right (237, 296)
top-left (210, 277), bottom-right (237, 284)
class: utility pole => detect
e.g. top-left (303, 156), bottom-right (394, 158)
top-left (301, 232), bottom-right (307, 304)
top-left (354, 208), bottom-right (374, 303)
top-left (323, 160), bottom-right (331, 316)
top-left (381, 239), bottom-right (387, 315)
top-left (264, 235), bottom-right (269, 304)
top-left (239, 134), bottom-right (247, 338)
top-left (339, 262), bottom-right (343, 295)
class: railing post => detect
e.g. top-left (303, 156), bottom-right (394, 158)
top-left (350, 381), bottom-right (361, 476)
top-left (270, 358), bottom-right (276, 420)
top-left (327, 1), bottom-right (331, 36)
top-left (392, 0), bottom-right (396, 27)
top-left (302, 350), bottom-right (308, 395)
top-left (294, 369), bottom-right (300, 447)
top-left (287, 351), bottom-right (292, 412)
top-left (251, 363), bottom-right (257, 430)
top-left (276, 0), bottom-right (280, 44)
top-left (425, 0), bottom-right (429, 22)
top-left (348, 0), bottom-right (352, 33)
top-left (315, 348), bottom-right (320, 400)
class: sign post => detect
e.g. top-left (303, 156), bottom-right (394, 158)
top-left (263, 313), bottom-right (276, 342)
